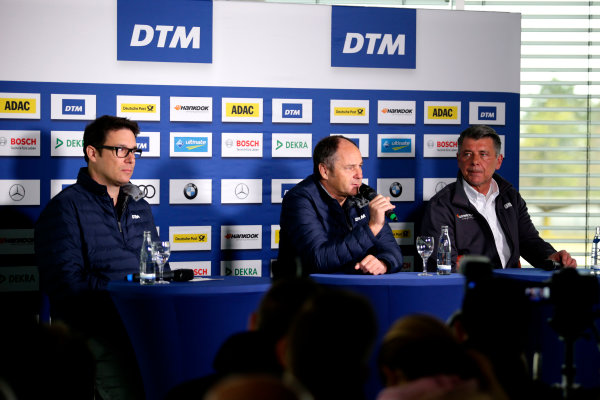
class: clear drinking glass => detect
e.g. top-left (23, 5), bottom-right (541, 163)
top-left (152, 241), bottom-right (171, 284)
top-left (416, 236), bottom-right (434, 276)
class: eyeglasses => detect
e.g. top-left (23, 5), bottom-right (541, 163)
top-left (95, 145), bottom-right (142, 159)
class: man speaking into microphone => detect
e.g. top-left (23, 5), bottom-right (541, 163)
top-left (274, 135), bottom-right (403, 278)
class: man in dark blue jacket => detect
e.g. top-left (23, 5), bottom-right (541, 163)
top-left (275, 135), bottom-right (403, 278)
top-left (35, 115), bottom-right (159, 400)
top-left (420, 125), bottom-right (576, 271)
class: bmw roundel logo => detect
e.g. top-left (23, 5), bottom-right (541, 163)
top-left (184, 183), bottom-right (198, 200)
top-left (389, 182), bottom-right (403, 198)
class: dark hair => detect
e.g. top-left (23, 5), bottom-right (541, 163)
top-left (457, 125), bottom-right (502, 156)
top-left (312, 135), bottom-right (358, 178)
top-left (83, 115), bottom-right (140, 162)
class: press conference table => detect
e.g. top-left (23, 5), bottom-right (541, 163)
top-left (107, 277), bottom-right (272, 400)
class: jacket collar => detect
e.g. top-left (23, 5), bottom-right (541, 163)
top-left (452, 170), bottom-right (513, 208)
top-left (77, 167), bottom-right (110, 197)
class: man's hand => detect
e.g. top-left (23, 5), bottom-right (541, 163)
top-left (368, 194), bottom-right (395, 236)
top-left (548, 250), bottom-right (577, 268)
top-left (355, 254), bottom-right (387, 275)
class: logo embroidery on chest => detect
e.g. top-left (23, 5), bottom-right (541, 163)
top-left (456, 213), bottom-right (474, 221)
top-left (131, 214), bottom-right (141, 220)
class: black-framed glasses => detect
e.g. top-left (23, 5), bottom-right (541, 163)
top-left (95, 145), bottom-right (142, 159)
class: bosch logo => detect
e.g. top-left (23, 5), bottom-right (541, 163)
top-left (437, 141), bottom-right (457, 148)
top-left (136, 185), bottom-right (156, 199)
top-left (225, 138), bottom-right (234, 148)
top-left (11, 138), bottom-right (36, 146)
top-left (184, 183), bottom-right (198, 199)
top-left (0, 137), bottom-right (6, 146)
top-left (389, 182), bottom-right (403, 198)
top-left (237, 140), bottom-right (260, 147)
top-left (9, 184), bottom-right (25, 201)
top-left (427, 140), bottom-right (434, 149)
top-left (235, 183), bottom-right (249, 199)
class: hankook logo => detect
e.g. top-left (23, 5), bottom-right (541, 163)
top-left (184, 183), bottom-right (198, 199)
top-left (389, 182), bottom-right (403, 198)
top-left (9, 184), bottom-right (25, 201)
top-left (235, 183), bottom-right (249, 199)
top-left (136, 185), bottom-right (156, 199)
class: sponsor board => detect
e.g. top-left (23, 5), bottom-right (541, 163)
top-left (221, 133), bottom-right (263, 158)
top-left (271, 179), bottom-right (302, 203)
top-left (170, 96), bottom-right (212, 122)
top-left (117, 95), bottom-right (160, 121)
top-left (170, 132), bottom-right (212, 157)
top-left (331, 7), bottom-right (416, 69)
top-left (117, 0), bottom-right (212, 63)
top-left (271, 225), bottom-right (280, 249)
top-left (50, 94), bottom-right (96, 120)
top-left (169, 261), bottom-right (212, 277)
top-left (330, 100), bottom-right (369, 124)
top-left (221, 179), bottom-right (262, 204)
top-left (130, 179), bottom-right (160, 205)
top-left (423, 134), bottom-right (459, 158)
top-left (0, 229), bottom-right (34, 255)
top-left (0, 266), bottom-right (39, 292)
top-left (51, 131), bottom-right (84, 157)
top-left (377, 100), bottom-right (416, 124)
top-left (0, 180), bottom-right (40, 205)
top-left (272, 134), bottom-right (312, 158)
top-left (377, 134), bottom-right (415, 158)
top-left (221, 225), bottom-right (262, 250)
top-left (222, 98), bottom-right (263, 123)
top-left (169, 179), bottom-right (212, 204)
top-left (469, 102), bottom-right (506, 125)
top-left (423, 177), bottom-right (456, 201)
top-left (330, 133), bottom-right (369, 157)
top-left (169, 226), bottom-right (211, 251)
top-left (423, 101), bottom-right (461, 125)
top-left (0, 93), bottom-right (40, 119)
top-left (0, 130), bottom-right (40, 156)
top-left (136, 132), bottom-right (160, 157)
top-left (400, 255), bottom-right (414, 272)
top-left (220, 260), bottom-right (262, 277)
top-left (389, 222), bottom-right (414, 246)
top-left (272, 99), bottom-right (312, 123)
top-left (50, 179), bottom-right (76, 199)
top-left (376, 178), bottom-right (414, 202)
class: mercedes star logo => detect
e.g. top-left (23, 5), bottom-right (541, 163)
top-left (235, 183), bottom-right (249, 199)
top-left (9, 184), bottom-right (25, 201)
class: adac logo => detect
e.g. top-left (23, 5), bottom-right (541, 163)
top-left (1, 98), bottom-right (36, 114)
top-left (121, 104), bottom-right (156, 113)
top-left (282, 103), bottom-right (302, 119)
top-left (334, 107), bottom-right (365, 116)
top-left (226, 103), bottom-right (260, 118)
top-left (175, 137), bottom-right (208, 152)
top-left (427, 106), bottom-right (458, 120)
top-left (381, 138), bottom-right (411, 153)
top-left (62, 99), bottom-right (85, 115)
top-left (173, 233), bottom-right (207, 243)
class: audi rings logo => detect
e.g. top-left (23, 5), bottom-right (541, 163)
top-left (235, 183), bottom-right (249, 199)
top-left (184, 183), bottom-right (198, 200)
top-left (435, 181), bottom-right (448, 193)
top-left (389, 182), bottom-right (403, 198)
top-left (136, 185), bottom-right (156, 199)
top-left (9, 184), bottom-right (25, 201)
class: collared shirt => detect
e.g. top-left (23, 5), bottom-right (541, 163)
top-left (462, 178), bottom-right (511, 268)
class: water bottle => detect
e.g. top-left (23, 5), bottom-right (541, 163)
top-left (139, 230), bottom-right (155, 285)
top-left (591, 226), bottom-right (600, 272)
top-left (437, 225), bottom-right (452, 275)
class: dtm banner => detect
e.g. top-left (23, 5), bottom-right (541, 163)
top-left (0, 0), bottom-right (520, 278)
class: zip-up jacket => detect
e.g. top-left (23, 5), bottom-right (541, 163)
top-left (35, 167), bottom-right (160, 324)
top-left (420, 171), bottom-right (555, 270)
top-left (275, 174), bottom-right (403, 278)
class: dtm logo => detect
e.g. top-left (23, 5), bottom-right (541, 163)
top-left (282, 104), bottom-right (302, 119)
top-left (117, 0), bottom-right (212, 63)
top-left (281, 184), bottom-right (296, 197)
top-left (136, 137), bottom-right (150, 152)
top-left (331, 6), bottom-right (416, 69)
top-left (62, 99), bottom-right (85, 115)
top-left (478, 106), bottom-right (497, 120)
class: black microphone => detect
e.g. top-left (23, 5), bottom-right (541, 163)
top-left (358, 184), bottom-right (398, 221)
top-left (125, 269), bottom-right (195, 282)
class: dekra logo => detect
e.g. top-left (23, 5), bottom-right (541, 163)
top-left (62, 99), bottom-right (85, 115)
top-left (130, 25), bottom-right (200, 49)
top-left (55, 138), bottom-right (83, 149)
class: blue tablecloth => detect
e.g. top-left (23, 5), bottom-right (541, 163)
top-left (108, 277), bottom-right (272, 400)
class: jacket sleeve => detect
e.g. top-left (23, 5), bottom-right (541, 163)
top-left (34, 196), bottom-right (98, 298)
top-left (281, 189), bottom-right (400, 273)
top-left (371, 222), bottom-right (403, 273)
top-left (514, 193), bottom-right (556, 267)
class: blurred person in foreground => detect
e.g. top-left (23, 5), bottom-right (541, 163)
top-left (275, 135), bottom-right (403, 278)
top-left (34, 115), bottom-right (161, 400)
top-left (420, 125), bottom-right (576, 272)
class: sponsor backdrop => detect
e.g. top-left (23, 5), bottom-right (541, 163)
top-left (0, 0), bottom-right (520, 278)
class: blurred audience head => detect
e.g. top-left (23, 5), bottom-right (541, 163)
top-left (203, 374), bottom-right (301, 400)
